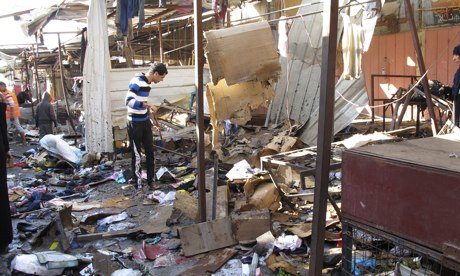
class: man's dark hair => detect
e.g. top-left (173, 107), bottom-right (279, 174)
top-left (0, 82), bottom-right (5, 87)
top-left (453, 45), bottom-right (460, 56)
top-left (147, 62), bottom-right (168, 76)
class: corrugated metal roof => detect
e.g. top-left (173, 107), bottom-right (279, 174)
top-left (269, 0), bottom-right (373, 146)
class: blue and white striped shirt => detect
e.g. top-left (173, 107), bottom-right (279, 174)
top-left (126, 73), bottom-right (151, 122)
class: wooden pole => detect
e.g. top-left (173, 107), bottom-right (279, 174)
top-left (404, 0), bottom-right (438, 134)
top-left (194, 0), bottom-right (206, 222)
top-left (57, 34), bottom-right (77, 137)
top-left (32, 44), bottom-right (41, 102)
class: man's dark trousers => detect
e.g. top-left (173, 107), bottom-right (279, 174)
top-left (127, 120), bottom-right (154, 187)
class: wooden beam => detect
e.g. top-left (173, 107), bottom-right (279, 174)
top-left (194, 0), bottom-right (206, 222)
top-left (404, 0), bottom-right (438, 133)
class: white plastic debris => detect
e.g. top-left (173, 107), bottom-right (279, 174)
top-left (342, 132), bottom-right (393, 149)
top-left (107, 222), bottom-right (137, 232)
top-left (147, 190), bottom-right (176, 205)
top-left (273, 234), bottom-right (302, 251)
top-left (11, 254), bottom-right (64, 276)
top-left (111, 268), bottom-right (142, 276)
top-left (225, 160), bottom-right (254, 180)
top-left (156, 167), bottom-right (176, 181)
top-left (97, 212), bottom-right (129, 228)
top-left (40, 134), bottom-right (82, 164)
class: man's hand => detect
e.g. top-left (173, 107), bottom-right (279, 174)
top-left (7, 151), bottom-right (12, 161)
top-left (150, 105), bottom-right (159, 114)
top-left (142, 101), bottom-right (151, 109)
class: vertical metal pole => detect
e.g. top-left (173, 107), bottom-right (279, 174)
top-left (51, 66), bottom-right (58, 112)
top-left (342, 221), bottom-right (353, 274)
top-left (212, 151), bottom-right (218, 220)
top-left (24, 53), bottom-right (35, 117)
top-left (32, 44), bottom-right (41, 103)
top-left (194, 0), bottom-right (206, 222)
top-left (309, 0), bottom-right (338, 275)
top-left (159, 19), bottom-right (164, 63)
top-left (149, 36), bottom-right (153, 61)
top-left (57, 34), bottom-right (77, 137)
top-left (371, 75), bottom-right (375, 123)
top-left (404, 0), bottom-right (438, 133)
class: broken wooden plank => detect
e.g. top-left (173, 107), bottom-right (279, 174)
top-left (76, 229), bottom-right (137, 242)
top-left (180, 248), bottom-right (238, 275)
top-left (173, 190), bottom-right (199, 222)
top-left (231, 209), bottom-right (270, 242)
top-left (179, 217), bottom-right (237, 256)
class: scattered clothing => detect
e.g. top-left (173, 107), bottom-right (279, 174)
top-left (116, 0), bottom-right (145, 36)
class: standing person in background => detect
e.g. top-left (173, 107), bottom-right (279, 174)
top-left (452, 45), bottom-right (460, 127)
top-left (0, 82), bottom-right (26, 144)
top-left (0, 90), bottom-right (13, 253)
top-left (125, 62), bottom-right (167, 189)
top-left (36, 92), bottom-right (57, 139)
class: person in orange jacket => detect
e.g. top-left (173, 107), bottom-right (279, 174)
top-left (0, 82), bottom-right (26, 144)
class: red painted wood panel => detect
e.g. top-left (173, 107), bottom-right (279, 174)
top-left (363, 27), bottom-right (460, 117)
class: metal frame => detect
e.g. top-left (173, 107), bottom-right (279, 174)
top-left (260, 145), bottom-right (342, 189)
top-left (342, 217), bottom-right (460, 274)
top-left (370, 74), bottom-right (419, 123)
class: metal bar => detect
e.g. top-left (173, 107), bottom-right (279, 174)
top-left (327, 193), bottom-right (342, 220)
top-left (159, 19), bottom-right (164, 63)
top-left (404, 0), bottom-right (439, 134)
top-left (371, 74), bottom-right (421, 78)
top-left (309, 0), bottom-right (338, 274)
top-left (32, 41), bottom-right (42, 102)
top-left (23, 53), bottom-right (35, 118)
top-left (212, 151), bottom-right (218, 220)
top-left (42, 31), bottom-right (81, 34)
top-left (152, 144), bottom-right (191, 158)
top-left (57, 34), bottom-right (77, 137)
top-left (371, 74), bottom-right (375, 123)
top-left (396, 89), bottom-right (414, 129)
top-left (163, 42), bottom-right (194, 55)
top-left (342, 217), bottom-right (443, 262)
top-left (342, 221), bottom-right (353, 274)
top-left (265, 163), bottom-right (296, 209)
top-left (194, 0), bottom-right (206, 223)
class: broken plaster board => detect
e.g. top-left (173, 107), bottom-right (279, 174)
top-left (206, 79), bottom-right (274, 157)
top-left (204, 21), bottom-right (281, 86)
top-left (206, 79), bottom-right (274, 125)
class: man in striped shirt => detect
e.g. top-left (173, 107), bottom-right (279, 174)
top-left (126, 62), bottom-right (168, 189)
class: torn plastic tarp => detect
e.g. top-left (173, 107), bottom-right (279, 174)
top-left (40, 134), bottom-right (82, 165)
